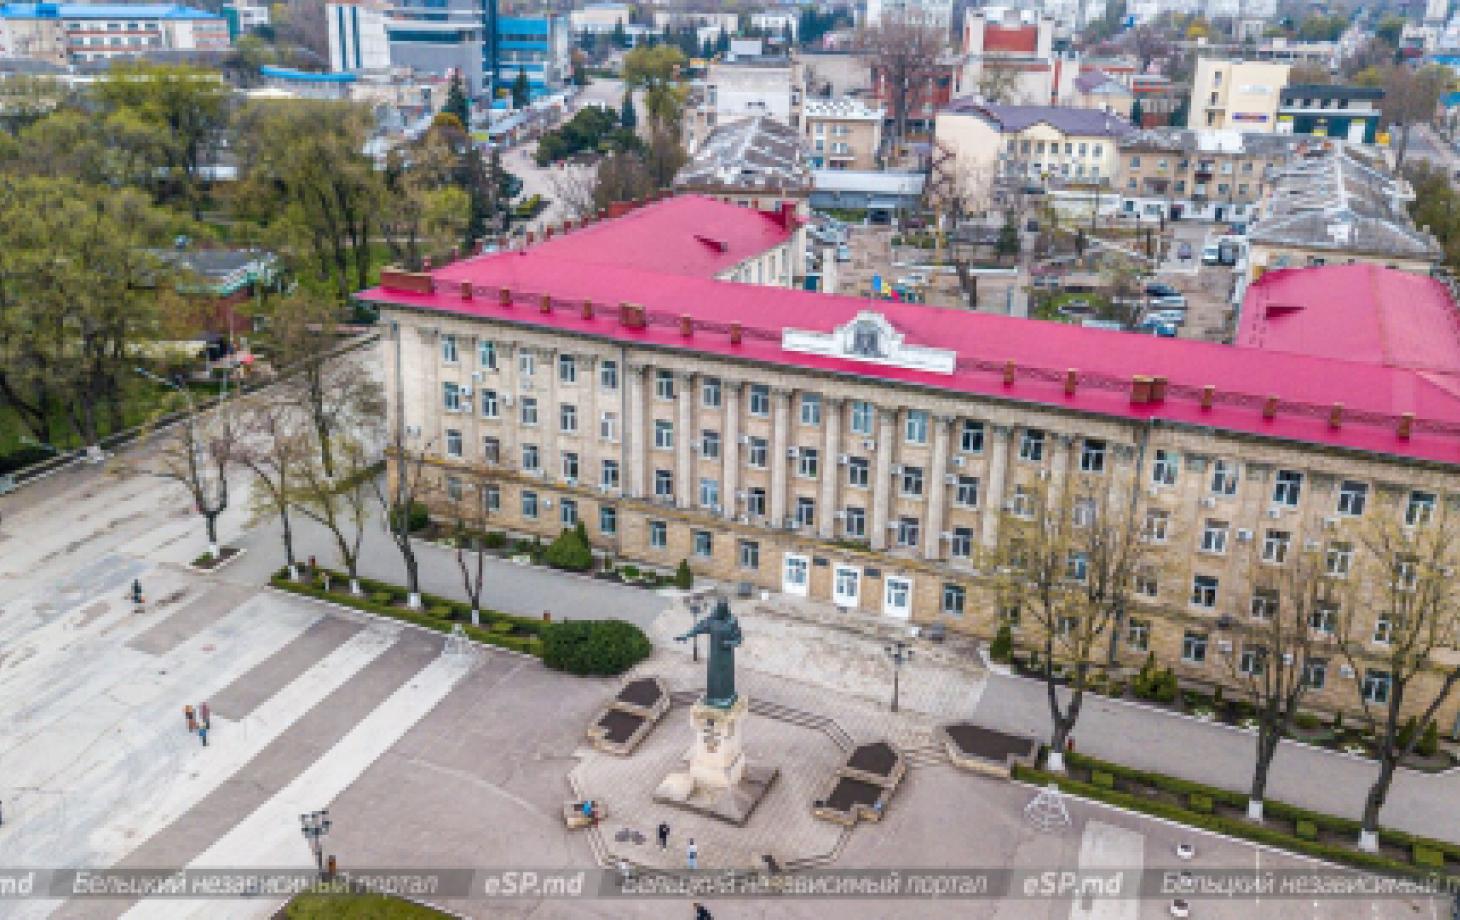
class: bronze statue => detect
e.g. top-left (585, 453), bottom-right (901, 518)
top-left (676, 597), bottom-right (742, 708)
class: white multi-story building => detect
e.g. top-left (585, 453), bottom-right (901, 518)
top-left (865, 0), bottom-right (956, 30)
top-left (0, 2), bottom-right (229, 66)
top-left (327, 2), bottom-right (390, 73)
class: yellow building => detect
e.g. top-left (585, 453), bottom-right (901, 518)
top-left (1188, 59), bottom-right (1291, 132)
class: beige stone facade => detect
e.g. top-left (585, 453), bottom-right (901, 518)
top-left (379, 307), bottom-right (1460, 728)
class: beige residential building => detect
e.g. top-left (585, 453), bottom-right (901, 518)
top-left (803, 97), bottom-right (884, 171)
top-left (1116, 128), bottom-right (1295, 223)
top-left (933, 101), bottom-right (1132, 198)
top-left (362, 195), bottom-right (1460, 731)
top-left (1188, 59), bottom-right (1291, 132)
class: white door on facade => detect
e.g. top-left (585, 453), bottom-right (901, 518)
top-left (832, 565), bottom-right (860, 608)
top-left (883, 576), bottom-right (912, 619)
top-left (1348, 121), bottom-right (1367, 144)
top-left (782, 554), bottom-right (809, 596)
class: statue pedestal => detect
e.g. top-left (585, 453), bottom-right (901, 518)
top-left (654, 696), bottom-right (778, 826)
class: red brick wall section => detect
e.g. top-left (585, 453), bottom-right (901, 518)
top-left (380, 269), bottom-right (435, 294)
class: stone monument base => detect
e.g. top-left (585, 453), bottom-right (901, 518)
top-left (653, 696), bottom-right (780, 826)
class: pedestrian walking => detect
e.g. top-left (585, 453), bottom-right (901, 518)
top-left (686, 839), bottom-right (698, 871)
top-left (130, 580), bottom-right (144, 604)
top-left (199, 702), bottom-right (211, 730)
top-left (184, 705), bottom-right (196, 732)
top-left (617, 859), bottom-right (631, 885)
top-left (198, 725), bottom-right (208, 747)
top-left (693, 902), bottom-right (712, 920)
top-left (657, 821), bottom-right (670, 850)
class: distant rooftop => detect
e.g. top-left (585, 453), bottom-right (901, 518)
top-left (1249, 143), bottom-right (1440, 261)
top-left (675, 116), bottom-right (811, 193)
top-left (941, 100), bottom-right (1134, 137)
top-left (0, 2), bottom-right (220, 18)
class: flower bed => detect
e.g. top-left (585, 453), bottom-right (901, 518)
top-left (270, 567), bottom-right (546, 657)
top-left (1014, 751), bottom-right (1460, 878)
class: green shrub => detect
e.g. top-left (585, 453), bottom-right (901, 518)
top-left (1295, 712), bottom-right (1320, 731)
top-left (674, 559), bottom-right (693, 590)
top-left (428, 604), bottom-right (452, 618)
top-left (483, 531), bottom-right (508, 550)
top-left (513, 538), bottom-right (539, 557)
top-left (1091, 770), bottom-right (1115, 789)
top-left (1188, 793), bottom-right (1213, 814)
top-left (389, 501), bottom-right (430, 534)
top-left (1414, 846), bottom-right (1445, 869)
top-left (620, 564), bottom-right (640, 579)
top-left (370, 592), bottom-right (393, 606)
top-left (1296, 820), bottom-right (1318, 840)
top-left (990, 624), bottom-right (1014, 663)
top-left (490, 620), bottom-right (514, 634)
top-left (1419, 720), bottom-right (1440, 757)
top-left (541, 619), bottom-right (652, 676)
top-left (544, 523), bottom-right (594, 572)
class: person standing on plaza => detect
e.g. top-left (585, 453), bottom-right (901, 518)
top-left (657, 821), bottom-right (670, 850)
top-left (199, 702), bottom-right (210, 730)
top-left (693, 902), bottom-right (712, 920)
top-left (184, 705), bottom-right (196, 732)
top-left (198, 725), bottom-right (208, 747)
top-left (686, 839), bottom-right (698, 871)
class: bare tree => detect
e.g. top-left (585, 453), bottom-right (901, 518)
top-left (295, 434), bottom-right (376, 595)
top-left (272, 293), bottom-right (385, 478)
top-left (977, 63), bottom-right (1026, 104)
top-left (445, 476), bottom-right (495, 626)
top-left (238, 399), bottom-right (311, 579)
top-left (989, 476), bottom-right (1152, 772)
top-left (547, 166), bottom-right (600, 222)
top-left (1336, 502), bottom-right (1460, 852)
top-left (377, 426), bottom-right (431, 610)
top-left (1220, 542), bottom-right (1333, 822)
top-left (859, 17), bottom-right (948, 145)
top-left (1380, 65), bottom-right (1448, 171)
top-left (150, 387), bottom-right (236, 560)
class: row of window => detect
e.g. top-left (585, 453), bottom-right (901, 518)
top-left (1007, 138), bottom-right (1106, 158)
top-left (1127, 156), bottom-right (1257, 173)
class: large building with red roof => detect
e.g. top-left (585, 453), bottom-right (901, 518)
top-left (361, 196), bottom-right (1460, 725)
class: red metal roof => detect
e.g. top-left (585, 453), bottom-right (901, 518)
top-left (504, 194), bottom-right (797, 279)
top-left (362, 206), bottom-right (1460, 468)
top-left (1239, 264), bottom-right (1460, 378)
top-left (981, 26), bottom-right (1039, 54)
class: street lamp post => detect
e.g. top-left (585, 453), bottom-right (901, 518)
top-left (687, 599), bottom-right (702, 662)
top-left (299, 808), bottom-right (332, 875)
top-left (884, 639), bottom-right (914, 713)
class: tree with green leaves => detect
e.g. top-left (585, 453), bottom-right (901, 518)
top-left (232, 99), bottom-right (383, 305)
top-left (0, 176), bottom-right (185, 450)
top-left (512, 68), bottom-right (530, 109)
top-left (92, 62), bottom-right (228, 216)
top-left (444, 71), bottom-right (471, 131)
top-left (620, 89), bottom-right (637, 130)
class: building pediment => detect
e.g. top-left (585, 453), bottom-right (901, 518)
top-left (781, 311), bottom-right (956, 374)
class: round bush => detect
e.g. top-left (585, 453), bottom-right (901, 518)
top-left (542, 619), bottom-right (651, 676)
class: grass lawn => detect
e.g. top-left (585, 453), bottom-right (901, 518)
top-left (0, 374), bottom-right (232, 471)
top-left (282, 893), bottom-right (451, 919)
top-left (1032, 291), bottom-right (1112, 323)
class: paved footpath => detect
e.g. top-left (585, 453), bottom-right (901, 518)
top-left (971, 672), bottom-right (1460, 843)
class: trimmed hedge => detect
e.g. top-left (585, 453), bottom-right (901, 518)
top-left (1015, 751), bottom-right (1460, 878)
top-left (541, 619), bottom-right (651, 676)
top-left (1091, 770), bottom-right (1115, 790)
top-left (1296, 820), bottom-right (1318, 840)
top-left (271, 567), bottom-right (545, 658)
top-left (1188, 793), bottom-right (1213, 814)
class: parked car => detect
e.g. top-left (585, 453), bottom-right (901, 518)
top-left (836, 244), bottom-right (851, 262)
top-left (1136, 320), bottom-right (1178, 337)
top-left (1201, 243), bottom-right (1222, 265)
top-left (1145, 282), bottom-right (1181, 299)
top-left (1177, 241), bottom-right (1193, 260)
top-left (1149, 293), bottom-right (1187, 309)
top-left (1146, 309), bottom-right (1187, 326)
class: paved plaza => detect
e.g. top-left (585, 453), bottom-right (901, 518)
top-left (0, 462), bottom-right (1451, 919)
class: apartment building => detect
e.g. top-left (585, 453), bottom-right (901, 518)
top-left (362, 198), bottom-right (1460, 729)
top-left (803, 97), bottom-right (884, 170)
top-left (1117, 128), bottom-right (1295, 222)
top-left (682, 58), bottom-right (803, 152)
top-left (959, 7), bottom-right (1066, 107)
top-left (1187, 59), bottom-right (1291, 132)
top-left (934, 101), bottom-right (1132, 188)
top-left (0, 2), bottom-right (228, 66)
